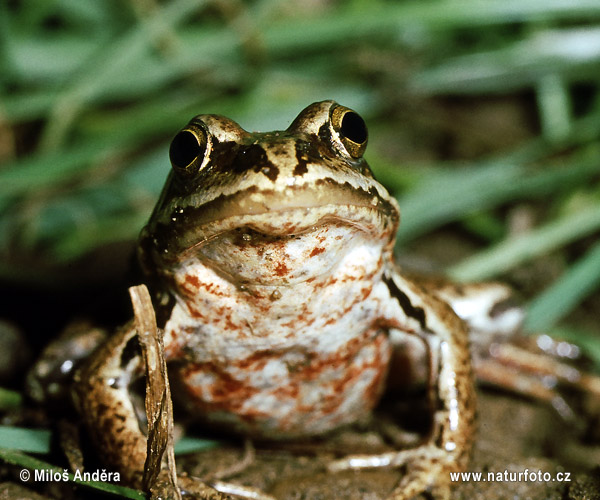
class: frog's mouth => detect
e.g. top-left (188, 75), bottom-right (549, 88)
top-left (154, 199), bottom-right (397, 255)
top-left (139, 180), bottom-right (400, 285)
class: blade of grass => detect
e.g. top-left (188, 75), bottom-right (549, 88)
top-left (524, 239), bottom-right (600, 332)
top-left (0, 140), bottom-right (123, 199)
top-left (7, 34), bottom-right (101, 86)
top-left (536, 74), bottom-right (572, 143)
top-left (265, 0), bottom-right (600, 58)
top-left (174, 436), bottom-right (221, 455)
top-left (0, 388), bottom-right (22, 410)
top-left (1, 90), bottom-right (59, 122)
top-left (48, 212), bottom-right (149, 261)
top-left (0, 426), bottom-right (51, 454)
top-left (396, 162), bottom-right (522, 244)
top-left (18, 0), bottom-right (600, 130)
top-left (447, 204), bottom-right (600, 281)
top-left (394, 156), bottom-right (600, 245)
top-left (40, 0), bottom-right (208, 151)
top-left (412, 27), bottom-right (600, 94)
top-left (0, 91), bottom-right (198, 206)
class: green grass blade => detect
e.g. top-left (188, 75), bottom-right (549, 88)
top-left (448, 204), bottom-right (600, 281)
top-left (0, 426), bottom-right (51, 454)
top-left (396, 162), bottom-right (522, 244)
top-left (51, 212), bottom-right (151, 261)
top-left (525, 240), bottom-right (600, 332)
top-left (413, 27), bottom-right (600, 95)
top-left (0, 388), bottom-right (22, 410)
top-left (174, 436), bottom-right (221, 455)
top-left (0, 140), bottom-right (120, 200)
top-left (265, 0), bottom-right (600, 56)
top-left (39, 0), bottom-right (208, 151)
top-left (395, 157), bottom-right (600, 245)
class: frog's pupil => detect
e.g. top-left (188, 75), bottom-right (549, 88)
top-left (340, 112), bottom-right (367, 144)
top-left (170, 131), bottom-right (201, 169)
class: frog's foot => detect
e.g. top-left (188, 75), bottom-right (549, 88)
top-left (209, 480), bottom-right (277, 500)
top-left (206, 439), bottom-right (256, 482)
top-left (153, 471), bottom-right (275, 500)
top-left (376, 416), bottom-right (425, 449)
top-left (175, 442), bottom-right (275, 500)
top-left (27, 321), bottom-right (107, 406)
top-left (174, 474), bottom-right (233, 499)
top-left (328, 445), bottom-right (455, 500)
top-left (145, 465), bottom-right (275, 500)
top-left (475, 336), bottom-right (600, 427)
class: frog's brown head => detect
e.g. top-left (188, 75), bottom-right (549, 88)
top-left (139, 100), bottom-right (399, 286)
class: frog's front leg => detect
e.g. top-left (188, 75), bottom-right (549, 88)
top-left (73, 321), bottom-right (245, 500)
top-left (428, 279), bottom-right (600, 423)
top-left (72, 321), bottom-right (149, 487)
top-left (330, 270), bottom-right (476, 500)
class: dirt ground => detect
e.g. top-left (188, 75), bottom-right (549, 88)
top-left (172, 390), bottom-right (600, 500)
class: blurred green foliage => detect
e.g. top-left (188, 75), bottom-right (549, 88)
top-left (1, 0), bottom-right (600, 345)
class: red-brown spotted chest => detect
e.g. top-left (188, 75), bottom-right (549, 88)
top-left (162, 222), bottom-right (394, 437)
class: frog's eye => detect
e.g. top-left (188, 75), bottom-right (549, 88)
top-left (329, 105), bottom-right (368, 159)
top-left (169, 124), bottom-right (209, 175)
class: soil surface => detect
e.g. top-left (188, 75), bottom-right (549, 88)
top-left (172, 390), bottom-right (600, 500)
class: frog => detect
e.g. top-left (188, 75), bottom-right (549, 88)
top-left (65, 100), bottom-right (590, 499)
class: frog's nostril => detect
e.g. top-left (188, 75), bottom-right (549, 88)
top-left (170, 130), bottom-right (203, 170)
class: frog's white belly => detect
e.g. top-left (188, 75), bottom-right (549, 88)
top-left (174, 327), bottom-right (390, 437)
top-left (163, 238), bottom-right (394, 437)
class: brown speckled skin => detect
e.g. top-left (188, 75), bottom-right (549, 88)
top-left (74, 101), bottom-right (475, 499)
